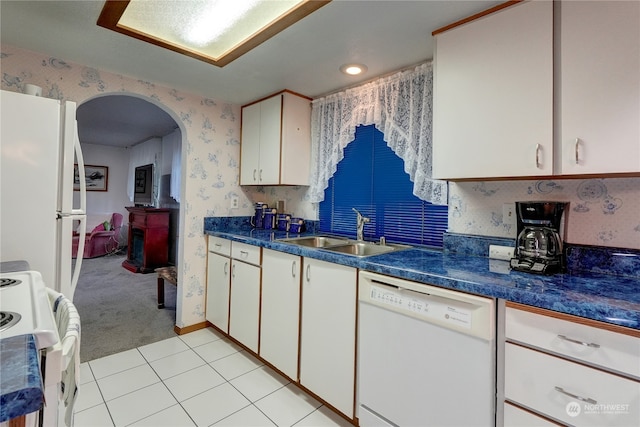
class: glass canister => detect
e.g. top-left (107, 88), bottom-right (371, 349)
top-left (277, 214), bottom-right (291, 232)
top-left (251, 202), bottom-right (267, 228)
top-left (263, 208), bottom-right (277, 230)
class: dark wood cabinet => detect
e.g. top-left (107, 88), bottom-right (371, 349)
top-left (122, 207), bottom-right (170, 273)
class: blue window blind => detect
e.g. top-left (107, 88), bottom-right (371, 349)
top-left (319, 125), bottom-right (448, 248)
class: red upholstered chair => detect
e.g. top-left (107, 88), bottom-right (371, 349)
top-left (72, 213), bottom-right (123, 259)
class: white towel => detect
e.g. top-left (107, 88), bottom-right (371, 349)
top-left (47, 288), bottom-right (81, 427)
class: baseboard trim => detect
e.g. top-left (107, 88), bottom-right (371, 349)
top-left (173, 321), bottom-right (208, 335)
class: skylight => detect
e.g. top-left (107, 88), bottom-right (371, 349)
top-left (97, 0), bottom-right (330, 67)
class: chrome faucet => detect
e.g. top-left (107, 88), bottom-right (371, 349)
top-left (352, 208), bottom-right (370, 241)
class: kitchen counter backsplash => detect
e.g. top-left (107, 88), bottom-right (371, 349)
top-left (565, 245), bottom-right (640, 279)
top-left (203, 216), bottom-right (319, 235)
top-left (443, 232), bottom-right (640, 278)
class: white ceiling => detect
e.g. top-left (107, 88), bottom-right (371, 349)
top-left (1, 0), bottom-right (501, 147)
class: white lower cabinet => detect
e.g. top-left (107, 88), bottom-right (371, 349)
top-left (503, 302), bottom-right (640, 427)
top-left (229, 259), bottom-right (260, 352)
top-left (228, 242), bottom-right (261, 353)
top-left (206, 252), bottom-right (230, 332)
top-left (206, 236), bottom-right (232, 332)
top-left (260, 249), bottom-right (301, 379)
top-left (300, 258), bottom-right (357, 418)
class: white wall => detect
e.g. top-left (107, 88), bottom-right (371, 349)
top-left (73, 143), bottom-right (130, 219)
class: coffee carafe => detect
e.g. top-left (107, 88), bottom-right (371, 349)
top-left (510, 201), bottom-right (568, 274)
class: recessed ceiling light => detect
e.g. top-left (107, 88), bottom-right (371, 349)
top-left (97, 0), bottom-right (331, 67)
top-left (340, 64), bottom-right (368, 76)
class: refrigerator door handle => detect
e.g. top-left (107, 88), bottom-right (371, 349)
top-left (68, 214), bottom-right (86, 300)
top-left (72, 126), bottom-right (87, 216)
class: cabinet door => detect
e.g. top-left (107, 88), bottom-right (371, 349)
top-left (229, 260), bottom-right (261, 352)
top-left (240, 102), bottom-right (261, 185)
top-left (558, 1), bottom-right (640, 174)
top-left (280, 92), bottom-right (311, 185)
top-left (433, 0), bottom-right (553, 179)
top-left (300, 258), bottom-right (356, 417)
top-left (257, 95), bottom-right (282, 185)
top-left (206, 252), bottom-right (230, 332)
top-left (260, 249), bottom-right (301, 379)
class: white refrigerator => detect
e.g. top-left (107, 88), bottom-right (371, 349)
top-left (1, 89), bottom-right (87, 300)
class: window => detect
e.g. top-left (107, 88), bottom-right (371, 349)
top-left (319, 125), bottom-right (448, 248)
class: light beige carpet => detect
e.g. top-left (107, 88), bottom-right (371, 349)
top-left (73, 253), bottom-right (177, 362)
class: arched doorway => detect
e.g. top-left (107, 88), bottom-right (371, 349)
top-left (74, 93), bottom-right (184, 361)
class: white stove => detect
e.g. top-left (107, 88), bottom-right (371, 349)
top-left (0, 270), bottom-right (59, 349)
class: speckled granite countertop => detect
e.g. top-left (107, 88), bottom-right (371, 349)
top-left (205, 227), bottom-right (640, 330)
top-left (0, 334), bottom-right (44, 422)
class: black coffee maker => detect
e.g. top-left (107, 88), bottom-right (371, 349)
top-left (510, 201), bottom-right (568, 274)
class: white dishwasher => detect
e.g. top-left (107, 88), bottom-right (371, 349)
top-left (358, 271), bottom-right (496, 426)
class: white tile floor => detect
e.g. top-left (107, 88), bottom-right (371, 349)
top-left (73, 327), bottom-right (352, 427)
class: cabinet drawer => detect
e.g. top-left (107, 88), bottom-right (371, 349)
top-left (131, 212), bottom-right (169, 228)
top-left (208, 236), bottom-right (231, 257)
top-left (503, 402), bottom-right (559, 426)
top-left (505, 343), bottom-right (639, 426)
top-left (505, 305), bottom-right (640, 378)
top-left (231, 241), bottom-right (261, 266)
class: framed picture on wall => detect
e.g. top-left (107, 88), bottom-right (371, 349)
top-left (74, 164), bottom-right (108, 191)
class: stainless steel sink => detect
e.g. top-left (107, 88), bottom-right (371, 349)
top-left (277, 235), bottom-right (350, 248)
top-left (324, 242), bottom-right (411, 257)
top-left (278, 235), bottom-right (412, 257)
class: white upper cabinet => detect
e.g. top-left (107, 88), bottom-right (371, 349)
top-left (240, 90), bottom-right (311, 185)
top-left (557, 0), bottom-right (640, 175)
top-left (433, 0), bottom-right (553, 179)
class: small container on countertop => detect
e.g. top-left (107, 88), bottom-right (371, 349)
top-left (263, 209), bottom-right (277, 230)
top-left (289, 218), bottom-right (305, 233)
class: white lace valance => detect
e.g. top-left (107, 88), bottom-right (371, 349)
top-left (309, 62), bottom-right (447, 205)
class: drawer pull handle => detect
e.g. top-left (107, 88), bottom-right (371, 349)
top-left (224, 261), bottom-right (228, 275)
top-left (240, 250), bottom-right (249, 258)
top-left (554, 386), bottom-right (597, 405)
top-left (535, 143), bottom-right (541, 168)
top-left (558, 334), bottom-right (601, 348)
top-left (306, 264), bottom-right (311, 282)
top-left (215, 243), bottom-right (222, 248)
top-left (292, 261), bottom-right (297, 278)
top-left (574, 137), bottom-right (580, 164)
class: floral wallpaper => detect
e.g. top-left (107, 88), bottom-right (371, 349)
top-left (449, 178), bottom-right (640, 249)
top-left (0, 44), bottom-right (313, 328)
